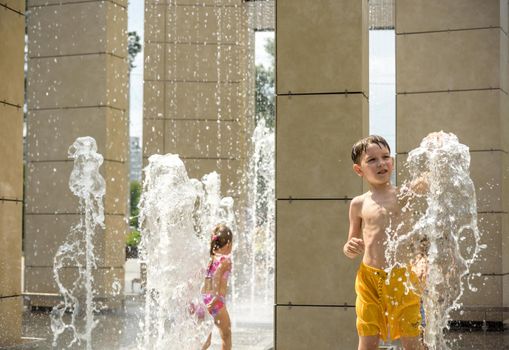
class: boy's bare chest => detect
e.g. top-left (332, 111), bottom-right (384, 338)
top-left (361, 198), bottom-right (399, 226)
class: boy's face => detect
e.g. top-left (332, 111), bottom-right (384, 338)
top-left (353, 143), bottom-right (393, 185)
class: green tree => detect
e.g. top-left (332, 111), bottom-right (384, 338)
top-left (255, 37), bottom-right (275, 128)
top-left (130, 180), bottom-right (141, 228)
top-left (128, 31), bottom-right (142, 72)
top-left (263, 38), bottom-right (275, 61)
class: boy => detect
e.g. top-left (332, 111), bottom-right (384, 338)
top-left (343, 135), bottom-right (424, 350)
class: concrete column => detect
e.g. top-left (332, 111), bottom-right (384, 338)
top-left (143, 0), bottom-right (248, 200)
top-left (0, 2), bottom-right (24, 345)
top-left (244, 0), bottom-right (275, 133)
top-left (25, 0), bottom-right (129, 307)
top-left (275, 1), bottom-right (368, 348)
top-left (369, 0), bottom-right (395, 30)
top-left (395, 0), bottom-right (508, 323)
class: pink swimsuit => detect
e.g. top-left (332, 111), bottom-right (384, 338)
top-left (203, 255), bottom-right (231, 317)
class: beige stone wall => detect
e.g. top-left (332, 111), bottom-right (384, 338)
top-left (244, 0), bottom-right (275, 136)
top-left (246, 0), bottom-right (274, 31)
top-left (0, 1), bottom-right (24, 346)
top-left (143, 0), bottom-right (249, 200)
top-left (275, 0), bottom-right (368, 348)
top-left (395, 0), bottom-right (508, 323)
top-left (369, 0), bottom-right (395, 29)
top-left (25, 0), bottom-right (128, 307)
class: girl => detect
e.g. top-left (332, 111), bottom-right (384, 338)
top-left (201, 224), bottom-right (233, 350)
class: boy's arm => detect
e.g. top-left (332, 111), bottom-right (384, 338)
top-left (397, 172), bottom-right (429, 202)
top-left (343, 196), bottom-right (364, 259)
top-left (406, 131), bottom-right (446, 195)
top-left (409, 173), bottom-right (429, 195)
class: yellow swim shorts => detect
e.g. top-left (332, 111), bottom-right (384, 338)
top-left (355, 262), bottom-right (422, 341)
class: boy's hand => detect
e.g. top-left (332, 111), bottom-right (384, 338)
top-left (410, 173), bottom-right (429, 194)
top-left (343, 238), bottom-right (364, 259)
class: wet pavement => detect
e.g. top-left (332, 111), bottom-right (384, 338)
top-left (8, 297), bottom-right (274, 350)
top-left (3, 259), bottom-right (274, 350)
top-left (380, 330), bottom-right (509, 350)
top-left (8, 301), bottom-right (508, 350)
top-left (5, 260), bottom-right (506, 349)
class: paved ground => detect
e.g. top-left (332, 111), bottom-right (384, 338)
top-left (5, 259), bottom-right (507, 350)
top-left (4, 304), bottom-right (508, 349)
top-left (8, 259), bottom-right (274, 350)
top-left (10, 298), bottom-right (273, 350)
top-left (10, 303), bottom-right (508, 350)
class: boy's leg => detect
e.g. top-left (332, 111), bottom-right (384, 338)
top-left (355, 265), bottom-right (386, 350)
top-left (390, 268), bottom-right (423, 349)
top-left (358, 335), bottom-right (379, 350)
top-left (400, 336), bottom-right (424, 350)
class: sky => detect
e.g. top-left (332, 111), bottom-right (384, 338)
top-left (128, 1), bottom-right (145, 141)
top-left (369, 30), bottom-right (396, 154)
top-left (128, 4), bottom-right (395, 149)
top-left (255, 31), bottom-right (275, 66)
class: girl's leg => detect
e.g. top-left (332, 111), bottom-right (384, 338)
top-left (201, 332), bottom-right (211, 350)
top-left (358, 335), bottom-right (379, 350)
top-left (214, 308), bottom-right (232, 350)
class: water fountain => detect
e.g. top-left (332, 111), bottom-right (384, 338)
top-left (385, 132), bottom-right (485, 350)
top-left (51, 137), bottom-right (106, 350)
top-left (15, 1), bottom-right (508, 347)
top-left (136, 153), bottom-right (235, 349)
top-left (244, 119), bottom-right (275, 307)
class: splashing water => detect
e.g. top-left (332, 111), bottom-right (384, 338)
top-left (137, 154), bottom-right (234, 349)
top-left (193, 171), bottom-right (237, 238)
top-left (234, 118), bottom-right (275, 312)
top-left (51, 137), bottom-right (106, 350)
top-left (193, 172), bottom-right (238, 308)
top-left (385, 132), bottom-right (484, 350)
top-left (243, 119), bottom-right (275, 308)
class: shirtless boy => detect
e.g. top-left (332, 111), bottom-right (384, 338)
top-left (343, 135), bottom-right (424, 350)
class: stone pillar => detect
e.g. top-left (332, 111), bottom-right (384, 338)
top-left (245, 0), bottom-right (275, 130)
top-left (275, 1), bottom-right (368, 348)
top-left (143, 0), bottom-right (248, 200)
top-left (369, 0), bottom-right (395, 30)
top-left (395, 0), bottom-right (508, 323)
top-left (0, 1), bottom-right (24, 345)
top-left (25, 0), bottom-right (129, 307)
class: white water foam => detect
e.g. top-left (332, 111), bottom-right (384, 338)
top-left (51, 137), bottom-right (106, 350)
top-left (137, 154), bottom-right (235, 349)
top-left (385, 132), bottom-right (484, 349)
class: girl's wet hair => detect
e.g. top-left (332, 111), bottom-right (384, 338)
top-left (351, 135), bottom-right (391, 165)
top-left (209, 224), bottom-right (233, 256)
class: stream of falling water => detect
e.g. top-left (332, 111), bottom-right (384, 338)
top-left (51, 137), bottom-right (105, 350)
top-left (245, 119), bottom-right (275, 307)
top-left (385, 132), bottom-right (485, 350)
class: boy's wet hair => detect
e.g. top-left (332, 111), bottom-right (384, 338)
top-left (209, 223), bottom-right (233, 256)
top-left (351, 135), bottom-right (391, 164)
